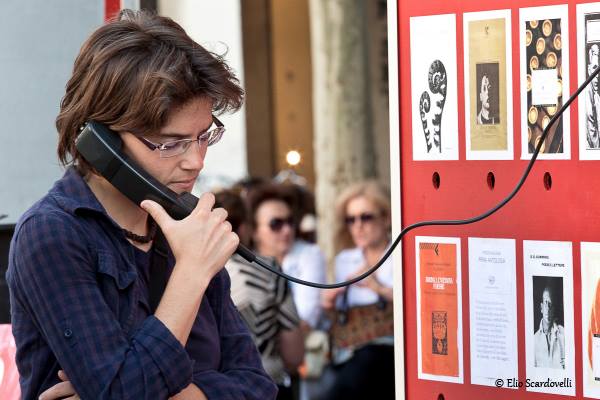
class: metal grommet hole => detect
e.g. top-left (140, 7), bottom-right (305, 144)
top-left (543, 171), bottom-right (552, 190)
top-left (432, 172), bottom-right (440, 190)
top-left (487, 172), bottom-right (495, 190)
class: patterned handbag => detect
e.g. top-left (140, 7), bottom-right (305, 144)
top-left (329, 289), bottom-right (394, 350)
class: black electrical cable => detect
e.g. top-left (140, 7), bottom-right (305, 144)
top-left (248, 64), bottom-right (600, 289)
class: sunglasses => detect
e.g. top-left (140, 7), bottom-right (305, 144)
top-left (344, 212), bottom-right (378, 226)
top-left (268, 216), bottom-right (295, 232)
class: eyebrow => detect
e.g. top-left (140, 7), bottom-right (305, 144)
top-left (157, 124), bottom-right (212, 141)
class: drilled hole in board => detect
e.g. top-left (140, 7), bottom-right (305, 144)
top-left (543, 172), bottom-right (552, 191)
top-left (432, 172), bottom-right (441, 190)
top-left (437, 394), bottom-right (445, 400)
top-left (487, 172), bottom-right (496, 190)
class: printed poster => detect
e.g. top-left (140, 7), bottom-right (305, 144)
top-left (468, 238), bottom-right (518, 387)
top-left (581, 242), bottom-right (600, 398)
top-left (416, 236), bottom-right (463, 383)
top-left (464, 10), bottom-right (513, 160)
top-left (410, 14), bottom-right (459, 161)
top-left (519, 5), bottom-right (571, 160)
top-left (577, 3), bottom-right (600, 160)
top-left (524, 240), bottom-right (575, 395)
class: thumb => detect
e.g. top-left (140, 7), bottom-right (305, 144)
top-left (58, 369), bottom-right (68, 381)
top-left (140, 200), bottom-right (172, 229)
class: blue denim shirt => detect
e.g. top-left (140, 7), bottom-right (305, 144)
top-left (6, 168), bottom-right (277, 399)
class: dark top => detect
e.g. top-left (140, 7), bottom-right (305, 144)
top-left (6, 168), bottom-right (277, 399)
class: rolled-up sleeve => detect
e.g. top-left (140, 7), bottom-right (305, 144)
top-left (193, 270), bottom-right (278, 400)
top-left (8, 214), bottom-right (193, 399)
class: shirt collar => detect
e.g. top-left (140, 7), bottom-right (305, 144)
top-left (50, 167), bottom-right (109, 217)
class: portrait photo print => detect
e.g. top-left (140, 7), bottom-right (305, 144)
top-left (476, 62), bottom-right (500, 125)
top-left (532, 275), bottom-right (566, 370)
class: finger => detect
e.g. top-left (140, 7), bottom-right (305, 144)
top-left (211, 231), bottom-right (239, 259)
top-left (193, 192), bottom-right (215, 214)
top-left (140, 200), bottom-right (172, 229)
top-left (58, 369), bottom-right (68, 381)
top-left (210, 207), bottom-right (228, 224)
top-left (39, 382), bottom-right (75, 399)
top-left (222, 220), bottom-right (232, 234)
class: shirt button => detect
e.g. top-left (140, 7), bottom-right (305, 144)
top-left (64, 328), bottom-right (73, 338)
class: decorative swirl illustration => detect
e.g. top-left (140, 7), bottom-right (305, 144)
top-left (419, 60), bottom-right (447, 153)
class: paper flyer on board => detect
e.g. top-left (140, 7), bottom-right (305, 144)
top-left (410, 14), bottom-right (459, 161)
top-left (577, 2), bottom-right (600, 160)
top-left (524, 240), bottom-right (575, 396)
top-left (581, 242), bottom-right (600, 398)
top-left (463, 10), bottom-right (513, 160)
top-left (416, 236), bottom-right (463, 383)
top-left (468, 237), bottom-right (518, 387)
top-left (519, 5), bottom-right (570, 160)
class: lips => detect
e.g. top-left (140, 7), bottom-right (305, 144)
top-left (170, 177), bottom-right (197, 192)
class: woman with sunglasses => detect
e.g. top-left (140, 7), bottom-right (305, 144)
top-left (320, 180), bottom-right (394, 399)
top-left (230, 183), bottom-right (314, 399)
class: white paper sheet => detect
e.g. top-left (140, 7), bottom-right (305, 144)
top-left (463, 10), bottom-right (514, 160)
top-left (577, 3), bottom-right (600, 160)
top-left (531, 68), bottom-right (558, 105)
top-left (410, 14), bottom-right (459, 161)
top-left (581, 242), bottom-right (600, 398)
top-left (524, 240), bottom-right (575, 396)
top-left (468, 237), bottom-right (518, 387)
top-left (594, 336), bottom-right (600, 383)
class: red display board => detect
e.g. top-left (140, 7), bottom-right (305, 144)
top-left (398, 0), bottom-right (600, 399)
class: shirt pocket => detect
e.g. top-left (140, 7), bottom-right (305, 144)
top-left (96, 249), bottom-right (137, 329)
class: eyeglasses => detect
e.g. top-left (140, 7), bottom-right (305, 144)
top-left (344, 212), bottom-right (378, 226)
top-left (268, 216), bottom-right (295, 232)
top-left (136, 115), bottom-right (225, 158)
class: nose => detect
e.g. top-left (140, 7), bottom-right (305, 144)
top-left (181, 140), bottom-right (207, 171)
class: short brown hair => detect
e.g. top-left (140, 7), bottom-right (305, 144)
top-left (246, 184), bottom-right (295, 232)
top-left (334, 180), bottom-right (391, 253)
top-left (56, 9), bottom-right (244, 174)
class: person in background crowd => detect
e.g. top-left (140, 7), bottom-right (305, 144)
top-left (320, 180), bottom-right (394, 399)
top-left (216, 189), bottom-right (304, 400)
top-left (247, 184), bottom-right (326, 332)
top-left (7, 10), bottom-right (276, 400)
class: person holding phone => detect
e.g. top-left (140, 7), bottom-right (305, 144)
top-left (7, 9), bottom-right (276, 400)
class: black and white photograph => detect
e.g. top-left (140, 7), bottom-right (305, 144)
top-left (476, 62), bottom-right (500, 125)
top-left (585, 22), bottom-right (600, 150)
top-left (578, 4), bottom-right (600, 160)
top-left (532, 275), bottom-right (565, 370)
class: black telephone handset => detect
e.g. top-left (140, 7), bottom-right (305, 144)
top-left (75, 121), bottom-right (255, 262)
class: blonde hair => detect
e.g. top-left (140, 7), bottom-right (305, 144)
top-left (334, 180), bottom-right (391, 253)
